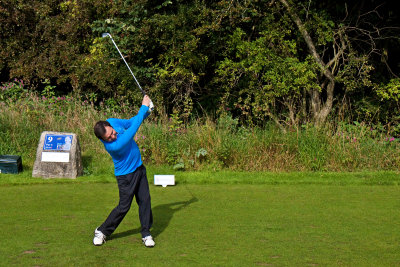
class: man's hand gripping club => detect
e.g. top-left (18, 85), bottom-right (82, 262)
top-left (142, 95), bottom-right (154, 112)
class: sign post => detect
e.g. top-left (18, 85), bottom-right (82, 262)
top-left (32, 131), bottom-right (83, 179)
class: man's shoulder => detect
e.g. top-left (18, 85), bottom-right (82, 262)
top-left (107, 118), bottom-right (124, 128)
top-left (106, 118), bottom-right (118, 124)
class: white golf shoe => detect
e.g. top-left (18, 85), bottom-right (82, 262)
top-left (93, 228), bottom-right (106, 246)
top-left (142, 235), bottom-right (155, 247)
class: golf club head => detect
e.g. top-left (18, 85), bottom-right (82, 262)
top-left (102, 32), bottom-right (111, 38)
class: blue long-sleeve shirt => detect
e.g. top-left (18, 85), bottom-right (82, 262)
top-left (101, 105), bottom-right (150, 176)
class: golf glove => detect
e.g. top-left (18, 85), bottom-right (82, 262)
top-left (149, 100), bottom-right (154, 112)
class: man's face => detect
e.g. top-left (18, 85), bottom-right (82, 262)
top-left (102, 126), bottom-right (117, 142)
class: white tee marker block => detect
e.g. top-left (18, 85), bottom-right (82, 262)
top-left (154, 175), bottom-right (175, 187)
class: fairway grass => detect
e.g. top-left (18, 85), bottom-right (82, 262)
top-left (0, 182), bottom-right (399, 266)
top-left (1, 167), bottom-right (400, 186)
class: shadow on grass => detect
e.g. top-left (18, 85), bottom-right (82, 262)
top-left (109, 196), bottom-right (198, 240)
top-left (152, 196), bottom-right (198, 238)
top-left (109, 227), bottom-right (141, 240)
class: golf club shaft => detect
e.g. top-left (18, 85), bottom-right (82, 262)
top-left (107, 36), bottom-right (146, 96)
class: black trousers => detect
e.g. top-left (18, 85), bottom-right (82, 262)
top-left (98, 165), bottom-right (153, 238)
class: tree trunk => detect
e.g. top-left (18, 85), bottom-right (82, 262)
top-left (278, 0), bottom-right (335, 126)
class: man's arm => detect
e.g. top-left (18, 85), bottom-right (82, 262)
top-left (108, 95), bottom-right (152, 130)
top-left (126, 95), bottom-right (151, 126)
top-left (106, 105), bottom-right (149, 152)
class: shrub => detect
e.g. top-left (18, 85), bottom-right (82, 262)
top-left (1, 92), bottom-right (399, 173)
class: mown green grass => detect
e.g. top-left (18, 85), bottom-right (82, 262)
top-left (0, 172), bottom-right (399, 266)
top-left (1, 166), bottom-right (400, 186)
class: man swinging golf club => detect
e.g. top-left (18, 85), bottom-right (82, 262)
top-left (92, 33), bottom-right (155, 247)
top-left (92, 95), bottom-right (155, 247)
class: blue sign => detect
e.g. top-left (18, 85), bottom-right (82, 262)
top-left (43, 134), bottom-right (73, 151)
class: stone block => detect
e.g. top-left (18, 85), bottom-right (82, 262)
top-left (32, 131), bottom-right (83, 179)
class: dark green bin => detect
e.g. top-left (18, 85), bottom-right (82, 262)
top-left (0, 155), bottom-right (23, 174)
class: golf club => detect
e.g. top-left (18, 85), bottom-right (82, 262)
top-left (102, 32), bottom-right (154, 111)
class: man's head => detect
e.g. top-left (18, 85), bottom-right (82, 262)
top-left (94, 121), bottom-right (117, 142)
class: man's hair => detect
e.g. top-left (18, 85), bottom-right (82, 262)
top-left (94, 120), bottom-right (111, 140)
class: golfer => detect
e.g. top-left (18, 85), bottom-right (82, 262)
top-left (92, 95), bottom-right (155, 247)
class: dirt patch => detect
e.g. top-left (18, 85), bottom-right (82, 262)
top-left (256, 263), bottom-right (273, 266)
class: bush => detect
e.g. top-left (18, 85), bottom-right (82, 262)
top-left (0, 79), bottom-right (27, 102)
top-left (297, 126), bottom-right (329, 171)
top-left (1, 93), bottom-right (399, 173)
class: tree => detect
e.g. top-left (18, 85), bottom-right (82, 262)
top-left (276, 0), bottom-right (400, 126)
top-left (1, 0), bottom-right (399, 128)
top-left (0, 0), bottom-right (109, 93)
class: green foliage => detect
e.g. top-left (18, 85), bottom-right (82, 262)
top-left (214, 25), bottom-right (319, 124)
top-left (0, 0), bottom-right (109, 89)
top-left (195, 148), bottom-right (208, 160)
top-left (298, 125), bottom-right (329, 171)
top-left (41, 79), bottom-right (56, 99)
top-left (89, 0), bottom-right (214, 118)
top-left (0, 0), bottom-right (399, 127)
top-left (217, 114), bottom-right (239, 132)
top-left (309, 11), bottom-right (336, 46)
top-left (335, 52), bottom-right (374, 93)
top-left (168, 112), bottom-right (184, 132)
top-left (0, 79), bottom-right (27, 102)
top-left (375, 78), bottom-right (400, 101)
top-left (330, 121), bottom-right (398, 169)
top-left (1, 92), bottom-right (400, 172)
